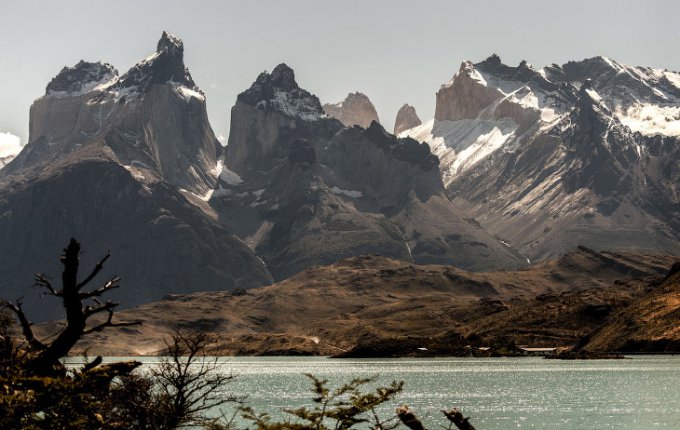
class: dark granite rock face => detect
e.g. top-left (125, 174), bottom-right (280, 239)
top-left (270, 63), bottom-right (298, 91)
top-left (393, 103), bottom-right (422, 135)
top-left (288, 140), bottom-right (316, 165)
top-left (0, 159), bottom-right (272, 322)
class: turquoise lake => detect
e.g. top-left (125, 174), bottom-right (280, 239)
top-left (72, 356), bottom-right (680, 429)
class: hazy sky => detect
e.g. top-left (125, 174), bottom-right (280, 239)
top-left (1, 0), bottom-right (679, 147)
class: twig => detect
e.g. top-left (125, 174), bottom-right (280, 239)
top-left (76, 252), bottom-right (111, 290)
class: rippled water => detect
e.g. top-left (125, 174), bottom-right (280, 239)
top-left (72, 356), bottom-right (680, 429)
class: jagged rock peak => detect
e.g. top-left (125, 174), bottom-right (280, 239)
top-left (270, 63), bottom-right (297, 91)
top-left (564, 56), bottom-right (621, 73)
top-left (157, 31), bottom-right (183, 54)
top-left (483, 53), bottom-right (502, 66)
top-left (473, 54), bottom-right (539, 82)
top-left (323, 92), bottom-right (380, 128)
top-left (116, 31), bottom-right (199, 93)
top-left (237, 63), bottom-right (322, 121)
top-left (45, 61), bottom-right (118, 95)
top-left (393, 103), bottom-right (422, 135)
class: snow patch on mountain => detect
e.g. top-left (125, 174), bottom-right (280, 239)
top-left (401, 118), bottom-right (518, 184)
top-left (271, 91), bottom-right (321, 121)
top-left (46, 73), bottom-right (118, 98)
top-left (330, 186), bottom-right (363, 198)
top-left (175, 84), bottom-right (205, 101)
top-left (452, 125), bottom-right (516, 174)
top-left (616, 104), bottom-right (680, 137)
top-left (665, 71), bottom-right (680, 89)
top-left (585, 88), bottom-right (604, 104)
top-left (45, 61), bottom-right (119, 98)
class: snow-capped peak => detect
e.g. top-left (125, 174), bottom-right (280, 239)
top-left (238, 63), bottom-right (323, 121)
top-left (115, 31), bottom-right (199, 95)
top-left (41, 32), bottom-right (203, 103)
top-left (157, 31), bottom-right (183, 54)
top-left (45, 61), bottom-right (118, 97)
top-left (404, 54), bottom-right (680, 185)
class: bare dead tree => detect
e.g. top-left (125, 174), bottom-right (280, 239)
top-left (6, 238), bottom-right (140, 375)
top-left (152, 330), bottom-right (241, 429)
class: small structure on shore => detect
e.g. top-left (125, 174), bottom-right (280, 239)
top-left (519, 347), bottom-right (557, 357)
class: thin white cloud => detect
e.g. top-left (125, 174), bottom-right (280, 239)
top-left (0, 132), bottom-right (22, 158)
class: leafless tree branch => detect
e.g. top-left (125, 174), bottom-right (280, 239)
top-left (34, 273), bottom-right (62, 297)
top-left (83, 305), bottom-right (140, 335)
top-left (84, 299), bottom-right (118, 317)
top-left (76, 252), bottom-right (111, 290)
top-left (80, 276), bottom-right (121, 299)
top-left (4, 299), bottom-right (47, 351)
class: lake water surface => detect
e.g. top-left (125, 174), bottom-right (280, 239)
top-left (78, 356), bottom-right (680, 429)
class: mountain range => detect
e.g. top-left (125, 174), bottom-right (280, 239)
top-left (401, 54), bottom-right (680, 262)
top-left (1, 33), bottom-right (679, 326)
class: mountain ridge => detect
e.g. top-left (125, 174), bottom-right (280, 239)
top-left (401, 54), bottom-right (680, 262)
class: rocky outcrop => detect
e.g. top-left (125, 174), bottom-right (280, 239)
top-left (393, 104), bottom-right (421, 135)
top-left (323, 92), bottom-right (380, 128)
top-left (402, 55), bottom-right (680, 262)
top-left (217, 65), bottom-right (526, 280)
top-left (435, 59), bottom-right (505, 121)
top-left (0, 33), bottom-right (273, 322)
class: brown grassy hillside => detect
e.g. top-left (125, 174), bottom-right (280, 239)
top-left (35, 248), bottom-right (675, 356)
top-left (581, 264), bottom-right (680, 353)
